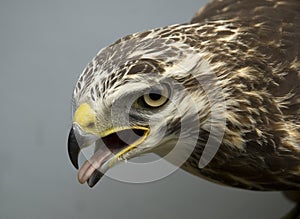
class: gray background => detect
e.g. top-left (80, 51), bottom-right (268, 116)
top-left (0, 0), bottom-right (294, 218)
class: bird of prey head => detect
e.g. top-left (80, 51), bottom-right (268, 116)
top-left (68, 0), bottom-right (300, 190)
top-left (68, 26), bottom-right (218, 187)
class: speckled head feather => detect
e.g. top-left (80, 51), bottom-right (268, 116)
top-left (68, 0), bottom-right (300, 190)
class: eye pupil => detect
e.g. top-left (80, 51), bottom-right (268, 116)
top-left (148, 92), bottom-right (162, 101)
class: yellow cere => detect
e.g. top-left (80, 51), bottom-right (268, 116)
top-left (73, 103), bottom-right (97, 132)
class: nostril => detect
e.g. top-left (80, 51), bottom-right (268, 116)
top-left (87, 122), bottom-right (95, 128)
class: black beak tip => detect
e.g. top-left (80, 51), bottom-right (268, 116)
top-left (67, 128), bottom-right (80, 170)
top-left (87, 169), bottom-right (104, 188)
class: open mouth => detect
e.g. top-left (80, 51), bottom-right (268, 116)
top-left (102, 128), bottom-right (147, 155)
top-left (68, 126), bottom-right (149, 187)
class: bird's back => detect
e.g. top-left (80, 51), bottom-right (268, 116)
top-left (182, 0), bottom-right (300, 190)
top-left (191, 0), bottom-right (300, 113)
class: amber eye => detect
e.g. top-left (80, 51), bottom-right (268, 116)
top-left (142, 84), bottom-right (170, 108)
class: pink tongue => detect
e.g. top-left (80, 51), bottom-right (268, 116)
top-left (78, 149), bottom-right (112, 184)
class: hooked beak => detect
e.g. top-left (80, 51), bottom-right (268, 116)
top-left (67, 124), bottom-right (99, 169)
top-left (67, 126), bottom-right (80, 169)
top-left (68, 121), bottom-right (149, 187)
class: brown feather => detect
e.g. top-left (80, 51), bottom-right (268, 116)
top-left (181, 0), bottom-right (300, 190)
